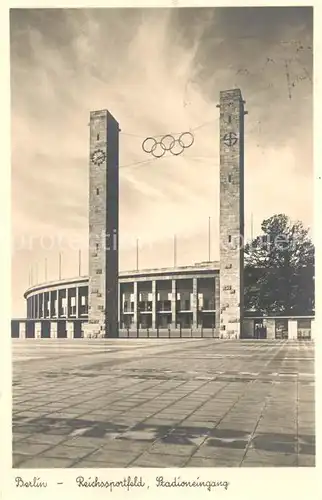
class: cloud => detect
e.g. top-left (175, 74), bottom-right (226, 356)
top-left (10, 7), bottom-right (313, 315)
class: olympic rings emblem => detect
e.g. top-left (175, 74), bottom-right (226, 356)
top-left (142, 132), bottom-right (194, 158)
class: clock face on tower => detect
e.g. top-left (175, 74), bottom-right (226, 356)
top-left (91, 149), bottom-right (106, 166)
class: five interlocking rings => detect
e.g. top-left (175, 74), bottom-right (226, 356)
top-left (142, 132), bottom-right (194, 158)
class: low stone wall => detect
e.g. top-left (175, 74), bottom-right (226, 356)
top-left (11, 318), bottom-right (314, 340)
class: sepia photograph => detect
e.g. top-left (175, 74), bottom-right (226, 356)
top-left (11, 6), bottom-right (314, 469)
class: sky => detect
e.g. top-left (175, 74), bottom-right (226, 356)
top-left (10, 7), bottom-right (313, 316)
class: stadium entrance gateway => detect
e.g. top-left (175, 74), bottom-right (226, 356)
top-left (14, 89), bottom-right (315, 341)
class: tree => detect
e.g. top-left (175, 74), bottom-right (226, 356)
top-left (244, 214), bottom-right (314, 315)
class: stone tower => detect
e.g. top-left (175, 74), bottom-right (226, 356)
top-left (219, 89), bottom-right (245, 338)
top-left (84, 109), bottom-right (119, 338)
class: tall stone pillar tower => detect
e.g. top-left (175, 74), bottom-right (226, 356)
top-left (219, 89), bottom-right (245, 339)
top-left (84, 109), bottom-right (119, 338)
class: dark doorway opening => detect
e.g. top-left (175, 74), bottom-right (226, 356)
top-left (254, 319), bottom-right (267, 339)
top-left (41, 321), bottom-right (51, 338)
top-left (11, 321), bottom-right (20, 338)
top-left (26, 322), bottom-right (35, 338)
top-left (201, 313), bottom-right (215, 329)
top-left (74, 321), bottom-right (82, 338)
top-left (57, 321), bottom-right (67, 338)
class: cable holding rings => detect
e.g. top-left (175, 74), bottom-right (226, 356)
top-left (142, 132), bottom-right (194, 158)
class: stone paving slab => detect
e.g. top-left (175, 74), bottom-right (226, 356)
top-left (17, 457), bottom-right (75, 468)
top-left (12, 339), bottom-right (315, 468)
top-left (240, 450), bottom-right (298, 467)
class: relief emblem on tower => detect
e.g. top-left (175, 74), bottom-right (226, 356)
top-left (91, 149), bottom-right (106, 165)
top-left (222, 132), bottom-right (238, 147)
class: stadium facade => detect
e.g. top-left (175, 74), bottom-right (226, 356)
top-left (13, 261), bottom-right (314, 339)
top-left (11, 88), bottom-right (315, 340)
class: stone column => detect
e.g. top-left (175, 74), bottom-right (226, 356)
top-left (133, 281), bottom-right (138, 331)
top-left (118, 282), bottom-right (121, 329)
top-left (51, 322), bottom-right (58, 339)
top-left (242, 319), bottom-right (253, 338)
top-left (288, 320), bottom-right (297, 340)
top-left (19, 322), bottom-right (26, 339)
top-left (192, 277), bottom-right (198, 331)
top-left (47, 292), bottom-right (50, 318)
top-left (76, 287), bottom-right (80, 318)
top-left (66, 288), bottom-right (70, 319)
top-left (35, 321), bottom-right (42, 339)
top-left (50, 290), bottom-right (54, 317)
top-left (55, 291), bottom-right (58, 317)
top-left (32, 296), bottom-right (35, 319)
top-left (215, 275), bottom-right (220, 331)
top-left (171, 279), bottom-right (177, 330)
top-left (152, 280), bottom-right (157, 330)
top-left (43, 292), bottom-right (46, 318)
top-left (57, 290), bottom-right (61, 318)
top-left (45, 293), bottom-right (48, 318)
top-left (265, 319), bottom-right (275, 339)
top-left (67, 321), bottom-right (74, 339)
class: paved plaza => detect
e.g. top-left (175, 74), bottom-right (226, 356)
top-left (12, 339), bottom-right (315, 468)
